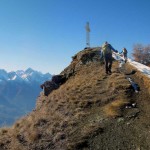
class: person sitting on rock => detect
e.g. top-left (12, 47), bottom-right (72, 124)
top-left (101, 41), bottom-right (118, 74)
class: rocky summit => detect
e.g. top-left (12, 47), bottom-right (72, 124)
top-left (0, 47), bottom-right (150, 150)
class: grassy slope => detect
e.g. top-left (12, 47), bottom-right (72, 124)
top-left (0, 49), bottom-right (150, 150)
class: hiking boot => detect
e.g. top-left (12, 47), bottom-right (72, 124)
top-left (108, 70), bottom-right (112, 74)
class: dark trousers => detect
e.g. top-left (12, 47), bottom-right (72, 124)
top-left (123, 53), bottom-right (127, 62)
top-left (104, 55), bottom-right (112, 73)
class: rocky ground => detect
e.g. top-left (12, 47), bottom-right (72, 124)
top-left (87, 63), bottom-right (150, 150)
top-left (0, 48), bottom-right (150, 150)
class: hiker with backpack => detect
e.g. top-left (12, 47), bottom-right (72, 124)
top-left (120, 47), bottom-right (128, 63)
top-left (101, 41), bottom-right (118, 74)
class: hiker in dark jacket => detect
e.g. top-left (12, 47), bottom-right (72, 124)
top-left (120, 47), bottom-right (128, 63)
top-left (101, 41), bottom-right (117, 74)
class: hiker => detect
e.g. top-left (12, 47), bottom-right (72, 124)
top-left (101, 41), bottom-right (118, 74)
top-left (121, 47), bottom-right (128, 62)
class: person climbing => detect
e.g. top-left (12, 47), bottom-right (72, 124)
top-left (121, 47), bottom-right (128, 63)
top-left (101, 41), bottom-right (118, 74)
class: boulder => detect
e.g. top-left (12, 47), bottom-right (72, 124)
top-left (52, 75), bottom-right (66, 85)
top-left (41, 81), bottom-right (59, 96)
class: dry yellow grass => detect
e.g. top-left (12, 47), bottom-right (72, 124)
top-left (26, 128), bottom-right (41, 142)
top-left (136, 73), bottom-right (150, 93)
top-left (103, 99), bottom-right (129, 117)
top-left (0, 128), bottom-right (9, 135)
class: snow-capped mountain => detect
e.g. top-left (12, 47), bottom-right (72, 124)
top-left (0, 68), bottom-right (52, 126)
top-left (0, 68), bottom-right (51, 83)
top-left (0, 69), bottom-right (9, 81)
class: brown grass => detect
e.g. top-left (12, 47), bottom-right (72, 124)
top-left (0, 128), bottom-right (9, 135)
top-left (136, 73), bottom-right (150, 93)
top-left (26, 128), bottom-right (41, 142)
top-left (67, 121), bottom-right (103, 149)
top-left (103, 99), bottom-right (129, 117)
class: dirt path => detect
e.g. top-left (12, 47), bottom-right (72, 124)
top-left (87, 63), bottom-right (150, 150)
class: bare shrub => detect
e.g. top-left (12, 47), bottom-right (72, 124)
top-left (132, 44), bottom-right (150, 66)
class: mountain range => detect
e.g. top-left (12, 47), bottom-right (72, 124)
top-left (0, 68), bottom-right (52, 126)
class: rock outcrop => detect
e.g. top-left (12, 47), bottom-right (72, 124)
top-left (41, 47), bottom-right (101, 96)
top-left (40, 75), bottom-right (66, 96)
top-left (60, 47), bottom-right (101, 78)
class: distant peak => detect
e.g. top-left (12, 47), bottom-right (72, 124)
top-left (25, 68), bottom-right (35, 73)
top-left (0, 69), bottom-right (7, 73)
top-left (16, 70), bottom-right (24, 74)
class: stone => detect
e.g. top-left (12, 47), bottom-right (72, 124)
top-left (41, 81), bottom-right (59, 96)
top-left (117, 117), bottom-right (125, 123)
top-left (51, 75), bottom-right (66, 85)
top-left (125, 108), bottom-right (140, 119)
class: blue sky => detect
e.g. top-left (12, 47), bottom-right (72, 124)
top-left (0, 0), bottom-right (150, 74)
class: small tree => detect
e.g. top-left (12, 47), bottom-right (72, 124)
top-left (132, 44), bottom-right (150, 66)
top-left (143, 45), bottom-right (150, 66)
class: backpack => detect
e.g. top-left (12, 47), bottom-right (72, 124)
top-left (123, 48), bottom-right (127, 54)
top-left (102, 44), bottom-right (112, 55)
